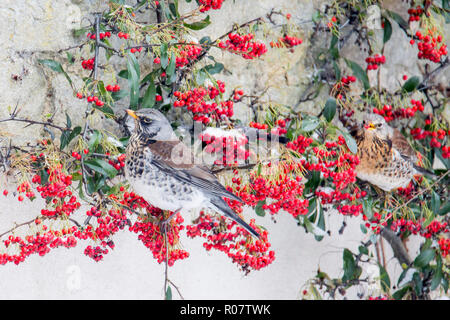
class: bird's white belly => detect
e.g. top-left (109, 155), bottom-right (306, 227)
top-left (129, 178), bottom-right (207, 213)
top-left (356, 171), bottom-right (411, 191)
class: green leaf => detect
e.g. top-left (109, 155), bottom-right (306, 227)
top-left (65, 113), bottom-right (72, 129)
top-left (68, 126), bottom-right (82, 144)
top-left (402, 76), bottom-right (420, 92)
top-left (142, 78), bottom-right (156, 108)
top-left (332, 60), bottom-right (341, 80)
top-left (38, 59), bottom-right (72, 86)
top-left (339, 129), bottom-right (358, 154)
top-left (165, 285), bottom-right (172, 300)
top-left (431, 191), bottom-right (441, 214)
top-left (127, 54), bottom-right (140, 109)
top-left (301, 117), bottom-right (320, 132)
top-left (431, 256), bottom-right (443, 291)
top-left (437, 202), bottom-right (450, 216)
top-left (203, 62), bottom-right (224, 75)
top-left (160, 43), bottom-right (169, 69)
top-left (305, 170), bottom-right (321, 193)
top-left (414, 248), bottom-right (435, 268)
top-left (392, 286), bottom-right (409, 300)
top-left (342, 248), bottom-right (357, 282)
top-left (165, 52), bottom-right (176, 81)
top-left (386, 10), bottom-right (409, 32)
top-left (184, 15), bottom-right (211, 30)
top-left (255, 200), bottom-right (266, 217)
top-left (383, 18), bottom-right (392, 43)
top-left (84, 159), bottom-right (117, 179)
top-left (323, 98), bottom-right (337, 122)
top-left (358, 245), bottom-right (369, 255)
top-left (345, 59), bottom-right (370, 90)
top-left (379, 264), bottom-right (391, 293)
top-left (118, 70), bottom-right (129, 79)
top-left (88, 130), bottom-right (102, 151)
top-left (60, 130), bottom-right (71, 150)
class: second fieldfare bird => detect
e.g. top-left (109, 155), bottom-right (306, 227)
top-left (352, 113), bottom-right (432, 191)
top-left (124, 108), bottom-right (260, 238)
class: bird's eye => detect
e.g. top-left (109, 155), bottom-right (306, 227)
top-left (362, 120), bottom-right (366, 125)
top-left (377, 123), bottom-right (383, 127)
top-left (140, 118), bottom-right (153, 125)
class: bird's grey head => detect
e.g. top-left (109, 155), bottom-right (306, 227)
top-left (361, 113), bottom-right (392, 140)
top-left (126, 108), bottom-right (177, 141)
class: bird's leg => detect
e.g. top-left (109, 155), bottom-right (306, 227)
top-left (159, 208), bottom-right (181, 234)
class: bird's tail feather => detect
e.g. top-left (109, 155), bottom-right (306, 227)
top-left (413, 164), bottom-right (436, 178)
top-left (209, 197), bottom-right (261, 239)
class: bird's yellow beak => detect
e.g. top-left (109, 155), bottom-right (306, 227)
top-left (364, 122), bottom-right (376, 130)
top-left (126, 109), bottom-right (139, 120)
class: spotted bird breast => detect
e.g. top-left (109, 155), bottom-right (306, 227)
top-left (355, 132), bottom-right (414, 191)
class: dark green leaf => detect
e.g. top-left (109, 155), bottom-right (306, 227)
top-left (383, 18), bottom-right (392, 43)
top-left (165, 285), bottom-right (172, 300)
top-left (323, 98), bottom-right (337, 122)
top-left (84, 159), bottom-right (117, 179)
top-left (431, 256), bottom-right (443, 291)
top-left (342, 248), bottom-right (357, 282)
top-left (379, 264), bottom-right (391, 293)
top-left (345, 59), bottom-right (370, 90)
top-left (203, 62), bottom-right (224, 75)
top-left (118, 70), bottom-right (129, 79)
top-left (255, 200), bottom-right (266, 217)
top-left (386, 10), bottom-right (409, 32)
top-left (402, 76), bottom-right (420, 92)
top-left (431, 191), bottom-right (441, 214)
top-left (339, 129), bottom-right (358, 154)
top-left (438, 202), bottom-right (450, 216)
top-left (160, 43), bottom-right (169, 69)
top-left (358, 245), bottom-right (369, 255)
top-left (165, 52), bottom-right (176, 80)
top-left (392, 286), bottom-right (409, 300)
top-left (142, 78), bottom-right (156, 108)
top-left (60, 130), bottom-right (71, 150)
top-left (184, 15), bottom-right (211, 30)
top-left (38, 59), bottom-right (72, 86)
top-left (414, 248), bottom-right (435, 268)
top-left (65, 113), bottom-right (72, 129)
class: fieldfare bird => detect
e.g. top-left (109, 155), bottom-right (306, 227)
top-left (352, 113), bottom-right (432, 192)
top-left (124, 108), bottom-right (260, 238)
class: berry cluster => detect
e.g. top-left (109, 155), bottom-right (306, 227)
top-left (81, 58), bottom-right (95, 70)
top-left (117, 32), bottom-right (130, 39)
top-left (407, 6), bottom-right (423, 22)
top-left (200, 131), bottom-right (250, 167)
top-left (438, 238), bottom-right (450, 258)
top-left (173, 81), bottom-right (234, 123)
top-left (390, 218), bottom-right (449, 238)
top-left (270, 35), bottom-right (303, 48)
top-left (175, 44), bottom-right (203, 68)
top-left (413, 30), bottom-right (447, 63)
top-left (198, 0), bottom-right (225, 12)
top-left (410, 125), bottom-right (448, 156)
top-left (86, 32), bottom-right (112, 40)
top-left (365, 54), bottom-right (385, 70)
top-left (218, 33), bottom-right (267, 59)
top-left (186, 211), bottom-right (274, 274)
top-left (373, 99), bottom-right (424, 122)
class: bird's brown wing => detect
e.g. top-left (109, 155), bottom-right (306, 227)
top-left (391, 129), bottom-right (417, 162)
top-left (145, 140), bottom-right (242, 202)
